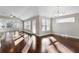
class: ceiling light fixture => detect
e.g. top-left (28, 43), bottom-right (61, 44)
top-left (10, 7), bottom-right (15, 18)
top-left (10, 14), bottom-right (14, 17)
top-left (56, 6), bottom-right (63, 16)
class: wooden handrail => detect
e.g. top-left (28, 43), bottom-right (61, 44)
top-left (21, 31), bottom-right (37, 36)
top-left (22, 31), bottom-right (79, 40)
top-left (22, 31), bottom-right (53, 38)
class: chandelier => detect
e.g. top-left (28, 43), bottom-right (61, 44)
top-left (56, 6), bottom-right (63, 16)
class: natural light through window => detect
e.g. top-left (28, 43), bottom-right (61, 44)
top-left (32, 20), bottom-right (36, 33)
top-left (56, 17), bottom-right (75, 23)
top-left (24, 21), bottom-right (31, 30)
top-left (41, 18), bottom-right (50, 32)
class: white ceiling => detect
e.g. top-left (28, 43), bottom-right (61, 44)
top-left (0, 6), bottom-right (79, 20)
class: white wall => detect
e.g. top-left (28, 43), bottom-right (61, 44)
top-left (53, 13), bottom-right (79, 37)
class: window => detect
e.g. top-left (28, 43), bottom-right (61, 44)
top-left (13, 21), bottom-right (22, 30)
top-left (41, 18), bottom-right (50, 31)
top-left (24, 21), bottom-right (31, 30)
top-left (42, 18), bottom-right (46, 31)
top-left (7, 22), bottom-right (13, 28)
top-left (56, 17), bottom-right (75, 23)
top-left (46, 19), bottom-right (50, 31)
top-left (0, 23), bottom-right (3, 29)
top-left (32, 20), bottom-right (36, 33)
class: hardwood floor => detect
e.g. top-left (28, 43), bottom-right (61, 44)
top-left (0, 31), bottom-right (79, 53)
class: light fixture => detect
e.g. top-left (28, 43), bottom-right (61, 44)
top-left (10, 7), bottom-right (15, 18)
top-left (56, 6), bottom-right (63, 16)
top-left (10, 14), bottom-right (13, 17)
top-left (10, 14), bottom-right (14, 17)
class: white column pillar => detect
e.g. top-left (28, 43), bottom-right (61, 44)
top-left (36, 16), bottom-right (40, 35)
top-left (50, 18), bottom-right (53, 33)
